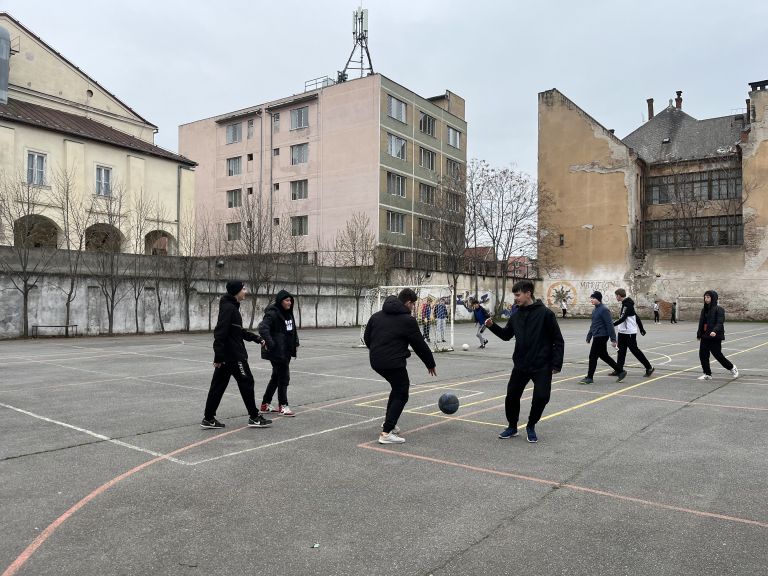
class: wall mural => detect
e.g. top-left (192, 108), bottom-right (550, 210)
top-left (546, 281), bottom-right (576, 306)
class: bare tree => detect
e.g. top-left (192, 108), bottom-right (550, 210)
top-left (197, 211), bottom-right (227, 330)
top-left (0, 169), bottom-right (58, 337)
top-left (284, 229), bottom-right (306, 327)
top-left (146, 202), bottom-right (173, 333)
top-left (126, 191), bottom-right (155, 333)
top-left (176, 205), bottom-right (204, 331)
top-left (335, 212), bottom-right (377, 325)
top-left (465, 159), bottom-right (493, 297)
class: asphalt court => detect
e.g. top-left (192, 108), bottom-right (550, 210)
top-left (1, 319), bottom-right (768, 575)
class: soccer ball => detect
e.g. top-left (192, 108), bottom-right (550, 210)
top-left (462, 343), bottom-right (469, 351)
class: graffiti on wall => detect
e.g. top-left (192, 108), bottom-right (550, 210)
top-left (546, 281), bottom-right (577, 306)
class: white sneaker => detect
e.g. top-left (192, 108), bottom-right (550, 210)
top-left (378, 431), bottom-right (406, 444)
top-left (697, 374), bottom-right (712, 380)
top-left (381, 423), bottom-right (401, 434)
top-left (731, 366), bottom-right (739, 378)
top-left (278, 405), bottom-right (295, 417)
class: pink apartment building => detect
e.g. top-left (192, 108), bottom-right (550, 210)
top-left (179, 73), bottom-right (466, 268)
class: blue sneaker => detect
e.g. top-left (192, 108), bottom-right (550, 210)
top-left (498, 427), bottom-right (519, 439)
top-left (526, 426), bottom-right (538, 443)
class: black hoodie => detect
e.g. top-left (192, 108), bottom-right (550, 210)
top-left (486, 299), bottom-right (564, 372)
top-left (363, 296), bottom-right (436, 371)
top-left (258, 289), bottom-right (300, 363)
top-left (697, 290), bottom-right (726, 340)
top-left (212, 293), bottom-right (262, 364)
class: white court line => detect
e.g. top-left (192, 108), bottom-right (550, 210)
top-left (0, 401), bottom-right (188, 465)
top-left (189, 415), bottom-right (382, 466)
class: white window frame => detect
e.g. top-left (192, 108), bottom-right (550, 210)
top-left (291, 215), bottom-right (309, 236)
top-left (95, 165), bottom-right (112, 196)
top-left (387, 172), bottom-right (406, 197)
top-left (226, 188), bottom-right (242, 209)
top-left (419, 147), bottom-right (436, 171)
top-left (419, 218), bottom-right (434, 240)
top-left (291, 106), bottom-right (309, 130)
top-left (386, 210), bottom-right (405, 234)
top-left (447, 191), bottom-right (461, 212)
top-left (447, 126), bottom-right (461, 149)
top-left (291, 179), bottom-right (308, 200)
top-left (272, 112), bottom-right (280, 133)
top-left (387, 134), bottom-right (407, 160)
top-left (419, 112), bottom-right (436, 136)
top-left (226, 156), bottom-right (242, 176)
top-left (419, 183), bottom-right (435, 205)
top-left (226, 222), bottom-right (241, 242)
top-left (446, 158), bottom-right (461, 178)
top-left (27, 152), bottom-right (46, 185)
top-left (247, 119), bottom-right (254, 139)
top-left (291, 143), bottom-right (308, 165)
top-left (226, 123), bottom-right (242, 144)
top-left (387, 95), bottom-right (407, 123)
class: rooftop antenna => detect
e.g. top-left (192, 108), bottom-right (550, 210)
top-left (338, 6), bottom-right (373, 83)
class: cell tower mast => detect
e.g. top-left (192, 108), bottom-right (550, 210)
top-left (338, 6), bottom-right (373, 83)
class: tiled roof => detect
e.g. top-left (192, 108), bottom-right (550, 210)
top-left (0, 98), bottom-right (196, 166)
top-left (622, 105), bottom-right (743, 165)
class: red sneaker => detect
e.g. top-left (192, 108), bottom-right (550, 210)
top-left (260, 403), bottom-right (278, 413)
top-left (279, 405), bottom-right (295, 417)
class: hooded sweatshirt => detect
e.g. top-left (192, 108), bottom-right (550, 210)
top-left (363, 296), bottom-right (436, 371)
top-left (697, 290), bottom-right (726, 340)
top-left (614, 297), bottom-right (646, 335)
top-left (212, 293), bottom-right (262, 363)
top-left (258, 289), bottom-right (299, 363)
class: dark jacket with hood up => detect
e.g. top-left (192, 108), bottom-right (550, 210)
top-left (258, 290), bottom-right (300, 364)
top-left (486, 299), bottom-right (564, 372)
top-left (697, 290), bottom-right (726, 340)
top-left (363, 296), bottom-right (436, 372)
top-left (213, 294), bottom-right (262, 364)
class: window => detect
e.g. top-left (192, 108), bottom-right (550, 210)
top-left (387, 172), bottom-right (406, 197)
top-left (291, 106), bottom-right (309, 129)
top-left (645, 216), bottom-right (743, 249)
top-left (419, 112), bottom-right (435, 136)
top-left (386, 210), bottom-right (405, 234)
top-left (226, 123), bottom-right (242, 144)
top-left (96, 166), bottom-right (112, 196)
top-left (291, 215), bottom-right (308, 236)
top-left (446, 192), bottom-right (461, 212)
top-left (247, 119), bottom-right (254, 139)
top-left (416, 253), bottom-right (437, 270)
top-left (387, 95), bottom-right (407, 122)
top-left (291, 179), bottom-right (308, 200)
top-left (227, 189), bottom-right (242, 209)
top-left (274, 183), bottom-right (280, 191)
top-left (27, 152), bottom-right (46, 185)
top-left (388, 134), bottom-right (407, 160)
top-left (226, 222), bottom-right (241, 242)
top-left (291, 143), bottom-right (308, 165)
top-left (418, 218), bottom-right (434, 240)
top-left (273, 218), bottom-right (280, 226)
top-left (646, 169), bottom-right (742, 205)
top-left (559, 234), bottom-right (565, 246)
top-left (226, 157), bottom-right (241, 176)
top-left (419, 147), bottom-right (436, 171)
top-left (247, 153), bottom-right (253, 161)
top-left (273, 148), bottom-right (280, 156)
top-left (247, 187), bottom-right (253, 195)
top-left (446, 158), bottom-right (461, 178)
top-left (419, 183), bottom-right (435, 205)
top-left (447, 126), bottom-right (461, 149)
top-left (272, 113), bottom-right (280, 133)
top-left (392, 250), bottom-right (406, 267)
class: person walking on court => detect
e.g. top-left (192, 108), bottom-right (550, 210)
top-left (471, 298), bottom-right (491, 348)
top-left (560, 298), bottom-right (568, 318)
top-left (258, 290), bottom-right (300, 417)
top-left (696, 290), bottom-right (738, 380)
top-left (579, 291), bottom-right (624, 384)
top-left (435, 297), bottom-right (448, 342)
top-left (613, 288), bottom-right (654, 378)
top-left (201, 280), bottom-right (272, 429)
top-left (484, 280), bottom-right (564, 443)
top-left (671, 302), bottom-right (678, 324)
top-left (653, 301), bottom-right (660, 324)
top-left (421, 298), bottom-right (433, 342)
top-left (364, 288), bottom-right (436, 444)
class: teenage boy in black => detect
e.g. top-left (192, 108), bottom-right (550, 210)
top-left (201, 280), bottom-right (272, 429)
top-left (696, 290), bottom-right (738, 380)
top-left (612, 288), bottom-right (655, 378)
top-left (258, 290), bottom-right (300, 416)
top-left (484, 280), bottom-right (564, 443)
top-left (364, 288), bottom-right (437, 444)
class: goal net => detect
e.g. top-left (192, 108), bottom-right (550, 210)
top-left (359, 285), bottom-right (455, 352)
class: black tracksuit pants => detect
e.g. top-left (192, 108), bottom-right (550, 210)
top-left (699, 339), bottom-right (734, 375)
top-left (376, 367), bottom-right (410, 433)
top-left (505, 367), bottom-right (552, 429)
top-left (204, 360), bottom-right (259, 420)
top-left (616, 333), bottom-right (652, 371)
top-left (262, 360), bottom-right (291, 406)
top-left (587, 336), bottom-right (620, 378)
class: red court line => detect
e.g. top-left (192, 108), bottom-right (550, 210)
top-left (360, 444), bottom-right (768, 529)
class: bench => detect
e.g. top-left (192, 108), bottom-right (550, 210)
top-left (31, 325), bottom-right (78, 338)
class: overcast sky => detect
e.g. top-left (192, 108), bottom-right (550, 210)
top-left (3, 0), bottom-right (767, 175)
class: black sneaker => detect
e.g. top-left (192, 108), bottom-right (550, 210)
top-left (644, 367), bottom-right (655, 377)
top-left (526, 426), bottom-right (538, 443)
top-left (608, 371), bottom-right (619, 376)
top-left (616, 370), bottom-right (627, 382)
top-left (200, 418), bottom-right (225, 429)
top-left (248, 415), bottom-right (272, 428)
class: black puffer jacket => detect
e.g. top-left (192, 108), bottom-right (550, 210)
top-left (363, 296), bottom-right (436, 371)
top-left (486, 299), bottom-right (564, 372)
top-left (258, 290), bottom-right (299, 364)
top-left (697, 290), bottom-right (726, 340)
top-left (212, 294), bottom-right (262, 363)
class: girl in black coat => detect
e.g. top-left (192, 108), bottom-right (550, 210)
top-left (258, 289), bottom-right (300, 416)
top-left (696, 290), bottom-right (738, 380)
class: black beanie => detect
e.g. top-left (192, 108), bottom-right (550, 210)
top-left (590, 290), bottom-right (603, 302)
top-left (226, 280), bottom-right (244, 296)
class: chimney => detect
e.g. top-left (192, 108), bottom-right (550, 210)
top-left (675, 90), bottom-right (683, 109)
top-left (647, 98), bottom-right (654, 120)
top-left (746, 99), bottom-right (751, 122)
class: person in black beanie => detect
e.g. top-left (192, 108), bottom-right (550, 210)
top-left (258, 289), bottom-right (300, 416)
top-left (696, 290), bottom-right (738, 380)
top-left (201, 280), bottom-right (272, 428)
